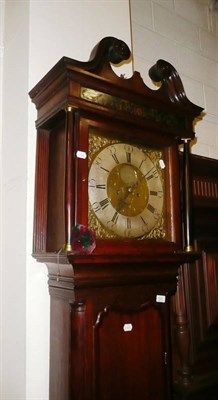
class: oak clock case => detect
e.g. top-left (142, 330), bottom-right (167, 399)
top-left (29, 37), bottom-right (203, 400)
top-left (88, 128), bottom-right (166, 240)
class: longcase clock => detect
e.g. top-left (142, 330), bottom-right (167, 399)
top-left (29, 37), bottom-right (203, 400)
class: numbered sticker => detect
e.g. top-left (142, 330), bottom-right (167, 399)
top-left (76, 150), bottom-right (87, 159)
top-left (156, 295), bottom-right (166, 303)
top-left (123, 323), bottom-right (133, 332)
top-left (159, 159), bottom-right (165, 169)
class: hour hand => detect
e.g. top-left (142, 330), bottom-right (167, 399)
top-left (117, 198), bottom-right (128, 212)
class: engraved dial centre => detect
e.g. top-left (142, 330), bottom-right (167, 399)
top-left (107, 164), bottom-right (149, 217)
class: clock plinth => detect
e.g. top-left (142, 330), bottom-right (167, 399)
top-left (29, 37), bottom-right (203, 400)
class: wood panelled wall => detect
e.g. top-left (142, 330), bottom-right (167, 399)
top-left (173, 154), bottom-right (218, 399)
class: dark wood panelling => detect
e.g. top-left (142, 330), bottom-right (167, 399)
top-left (173, 154), bottom-right (218, 399)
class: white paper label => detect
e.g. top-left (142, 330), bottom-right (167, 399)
top-left (159, 159), bottom-right (165, 169)
top-left (123, 323), bottom-right (133, 332)
top-left (156, 295), bottom-right (166, 303)
top-left (76, 150), bottom-right (87, 159)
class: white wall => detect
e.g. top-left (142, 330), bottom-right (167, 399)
top-left (1, 1), bottom-right (218, 399)
top-left (0, 1), bottom-right (132, 399)
top-left (130, 0), bottom-right (218, 159)
top-left (0, 1), bottom-right (4, 396)
top-left (1, 1), bottom-right (29, 399)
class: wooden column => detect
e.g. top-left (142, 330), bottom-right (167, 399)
top-left (63, 107), bottom-right (74, 252)
top-left (173, 266), bottom-right (192, 396)
top-left (182, 139), bottom-right (193, 252)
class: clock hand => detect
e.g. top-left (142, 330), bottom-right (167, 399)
top-left (117, 199), bottom-right (128, 212)
top-left (116, 182), bottom-right (139, 213)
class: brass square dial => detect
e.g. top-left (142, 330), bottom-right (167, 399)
top-left (88, 129), bottom-right (166, 240)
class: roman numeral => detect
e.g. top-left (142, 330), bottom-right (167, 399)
top-left (126, 152), bottom-right (131, 163)
top-left (150, 190), bottom-right (163, 198)
top-left (126, 217), bottom-right (131, 229)
top-left (140, 216), bottom-right (148, 226)
top-left (140, 216), bottom-right (149, 233)
top-left (112, 153), bottom-right (119, 164)
top-left (147, 203), bottom-right (161, 220)
top-left (89, 180), bottom-right (106, 190)
top-left (111, 211), bottom-right (119, 224)
top-left (138, 158), bottom-right (147, 169)
top-left (92, 202), bottom-right (101, 213)
top-left (100, 198), bottom-right (110, 209)
top-left (92, 198), bottom-right (110, 213)
top-left (96, 184), bottom-right (106, 189)
top-left (144, 167), bottom-right (159, 181)
top-left (147, 203), bottom-right (155, 214)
